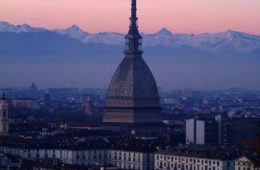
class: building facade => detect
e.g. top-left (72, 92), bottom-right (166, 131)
top-left (154, 146), bottom-right (239, 170)
top-left (215, 113), bottom-right (260, 146)
top-left (234, 157), bottom-right (260, 170)
top-left (11, 98), bottom-right (40, 110)
top-left (0, 145), bottom-right (154, 170)
top-left (0, 94), bottom-right (9, 135)
top-left (186, 118), bottom-right (218, 145)
top-left (155, 153), bottom-right (234, 170)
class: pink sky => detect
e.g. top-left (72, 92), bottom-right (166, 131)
top-left (0, 0), bottom-right (260, 34)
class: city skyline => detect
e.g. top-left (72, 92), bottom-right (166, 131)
top-left (1, 0), bottom-right (260, 34)
top-left (0, 0), bottom-right (259, 169)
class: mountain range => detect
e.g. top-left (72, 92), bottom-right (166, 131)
top-left (0, 21), bottom-right (260, 90)
top-left (1, 21), bottom-right (260, 54)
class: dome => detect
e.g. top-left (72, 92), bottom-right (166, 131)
top-left (107, 56), bottom-right (159, 100)
top-left (103, 0), bottom-right (161, 124)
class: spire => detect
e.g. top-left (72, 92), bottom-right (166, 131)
top-left (130, 0), bottom-right (137, 29)
top-left (125, 0), bottom-right (142, 56)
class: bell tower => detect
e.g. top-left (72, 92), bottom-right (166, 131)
top-left (0, 93), bottom-right (9, 135)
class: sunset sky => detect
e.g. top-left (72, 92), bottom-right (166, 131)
top-left (0, 0), bottom-right (260, 34)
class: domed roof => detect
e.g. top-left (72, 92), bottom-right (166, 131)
top-left (107, 56), bottom-right (159, 100)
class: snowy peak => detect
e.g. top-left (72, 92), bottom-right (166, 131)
top-left (209, 30), bottom-right (260, 52)
top-left (55, 25), bottom-right (124, 45)
top-left (217, 30), bottom-right (260, 41)
top-left (143, 28), bottom-right (174, 47)
top-left (55, 24), bottom-right (86, 34)
top-left (0, 21), bottom-right (21, 32)
top-left (157, 28), bottom-right (172, 36)
top-left (0, 21), bottom-right (46, 33)
top-left (65, 25), bottom-right (85, 33)
top-left (54, 25), bottom-right (90, 41)
top-left (222, 30), bottom-right (243, 40)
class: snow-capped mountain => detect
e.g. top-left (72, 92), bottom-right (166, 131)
top-left (55, 26), bottom-right (124, 45)
top-left (54, 25), bottom-right (260, 53)
top-left (1, 21), bottom-right (260, 53)
top-left (0, 21), bottom-right (47, 33)
top-left (144, 29), bottom-right (260, 52)
top-left (54, 25), bottom-right (124, 45)
top-left (55, 25), bottom-right (90, 42)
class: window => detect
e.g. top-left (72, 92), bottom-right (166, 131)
top-left (159, 162), bottom-right (163, 168)
top-left (227, 161), bottom-right (230, 167)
